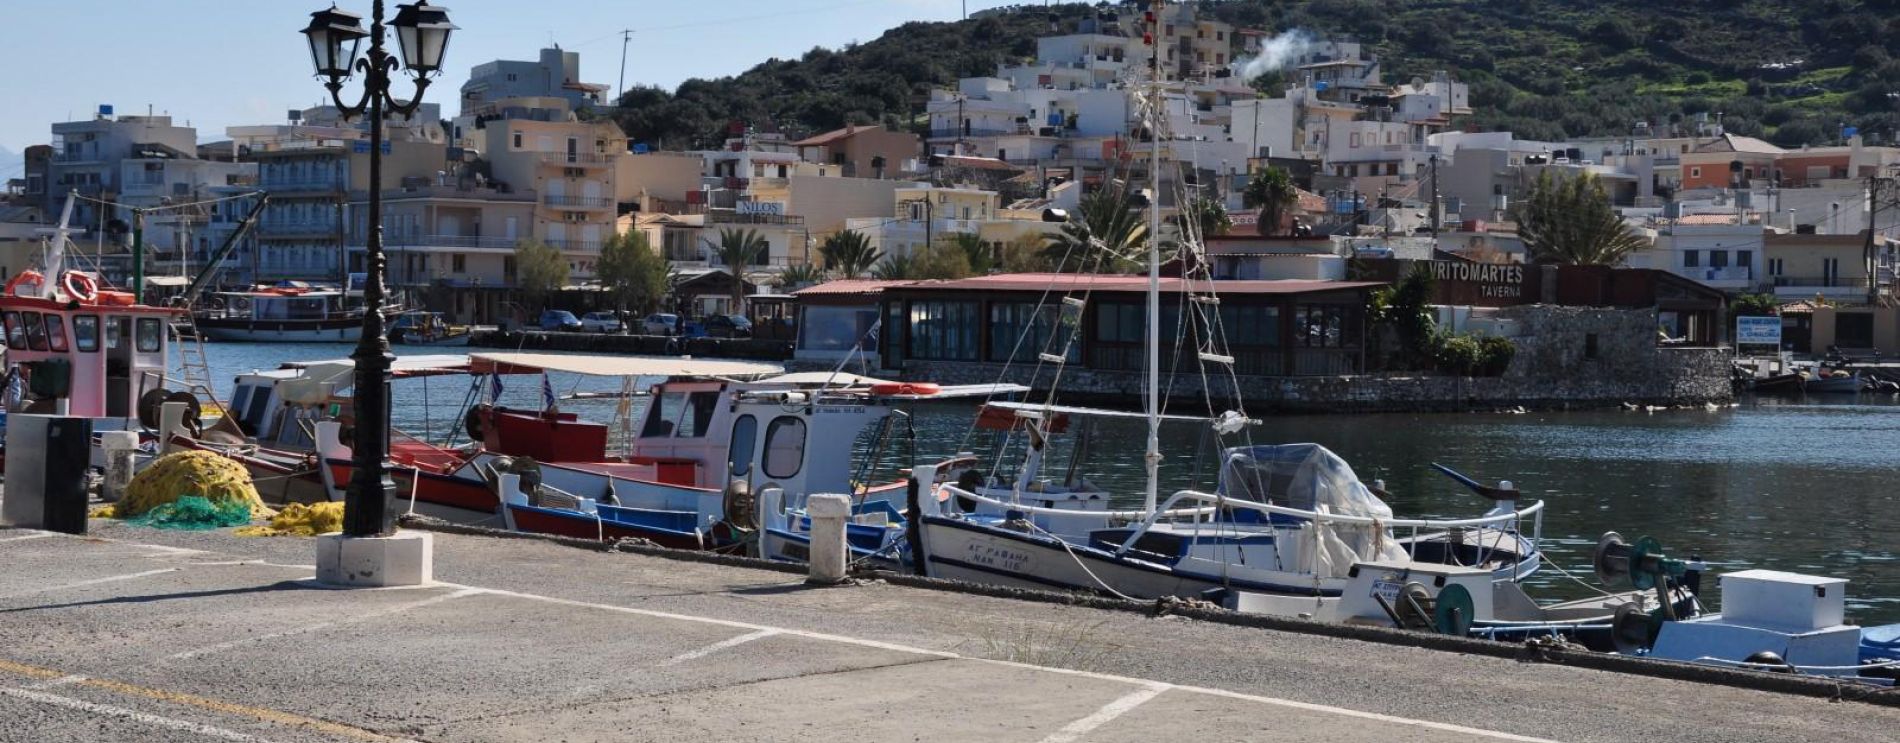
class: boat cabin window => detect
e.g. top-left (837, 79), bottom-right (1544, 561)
top-left (727, 414), bottom-right (758, 477)
top-left (763, 416), bottom-right (806, 479)
top-left (43, 314), bottom-right (67, 353)
top-left (639, 389), bottom-right (719, 439)
top-left (72, 315), bottom-right (98, 352)
top-left (105, 317), bottom-right (123, 351)
top-left (2, 311), bottom-right (23, 350)
top-left (22, 312), bottom-right (47, 351)
top-left (135, 318), bottom-right (162, 353)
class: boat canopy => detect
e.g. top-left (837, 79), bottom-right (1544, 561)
top-left (467, 352), bottom-right (782, 378)
top-left (750, 371), bottom-right (894, 387)
top-left (282, 355), bottom-right (473, 377)
top-left (1218, 443), bottom-right (1410, 570)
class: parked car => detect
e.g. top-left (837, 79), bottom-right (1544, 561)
top-left (706, 314), bottom-right (753, 339)
top-left (580, 311), bottom-right (624, 333)
top-left (538, 309), bottom-right (582, 332)
top-left (641, 313), bottom-right (680, 336)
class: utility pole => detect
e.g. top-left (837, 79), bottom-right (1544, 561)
top-left (616, 29), bottom-right (634, 104)
top-left (1428, 153), bottom-right (1441, 238)
top-left (1865, 174), bottom-right (1888, 305)
top-left (131, 208), bottom-right (145, 299)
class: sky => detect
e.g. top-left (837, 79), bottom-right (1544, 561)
top-left (0, 0), bottom-right (1031, 172)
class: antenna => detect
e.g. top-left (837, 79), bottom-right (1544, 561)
top-left (617, 29), bottom-right (634, 104)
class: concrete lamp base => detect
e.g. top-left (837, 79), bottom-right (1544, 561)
top-left (316, 531), bottom-right (434, 588)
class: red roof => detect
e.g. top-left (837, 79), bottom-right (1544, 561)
top-left (791, 125), bottom-right (880, 147)
top-left (791, 279), bottom-right (917, 296)
top-left (903, 272), bottom-right (1381, 295)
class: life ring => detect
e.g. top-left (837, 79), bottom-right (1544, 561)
top-left (62, 272), bottom-right (98, 303)
top-left (4, 271), bottom-right (44, 298)
top-left (870, 382), bottom-right (942, 396)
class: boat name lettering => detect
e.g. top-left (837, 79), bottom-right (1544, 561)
top-left (818, 406), bottom-right (866, 414)
top-left (965, 543), bottom-right (1030, 572)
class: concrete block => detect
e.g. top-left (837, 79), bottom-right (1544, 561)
top-left (805, 494), bottom-right (851, 585)
top-left (316, 531), bottom-right (434, 587)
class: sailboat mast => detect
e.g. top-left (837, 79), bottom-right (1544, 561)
top-left (1142, 1), bottom-right (1166, 514)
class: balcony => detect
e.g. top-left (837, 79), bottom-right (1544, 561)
top-left (263, 179), bottom-right (347, 195)
top-left (542, 194), bottom-right (614, 209)
top-left (1772, 275), bottom-right (1879, 298)
top-left (256, 222), bottom-right (339, 239)
top-left (542, 239), bottom-right (603, 252)
top-left (539, 152), bottom-right (612, 168)
top-left (383, 234), bottom-right (520, 250)
top-left (927, 128), bottom-right (1014, 140)
top-left (1682, 266), bottom-right (1755, 288)
top-left (53, 151), bottom-right (102, 164)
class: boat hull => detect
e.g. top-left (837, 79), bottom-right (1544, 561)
top-left (916, 516), bottom-right (1230, 599)
top-left (504, 503), bottom-right (706, 549)
top-left (196, 316), bottom-right (364, 343)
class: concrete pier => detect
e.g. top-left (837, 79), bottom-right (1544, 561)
top-left (0, 521), bottom-right (1895, 742)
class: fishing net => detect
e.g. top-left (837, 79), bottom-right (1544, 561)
top-left (105, 449), bottom-right (274, 530)
top-left (125, 496), bottom-right (254, 530)
top-left (235, 502), bottom-right (345, 537)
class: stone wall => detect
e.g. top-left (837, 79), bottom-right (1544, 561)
top-left (890, 305), bottom-right (1733, 413)
top-left (471, 331), bottom-right (794, 360)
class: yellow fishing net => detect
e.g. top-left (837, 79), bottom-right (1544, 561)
top-left (234, 502), bottom-right (346, 537)
top-left (114, 450), bottom-right (274, 522)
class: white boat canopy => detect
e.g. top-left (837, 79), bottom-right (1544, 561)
top-left (750, 372), bottom-right (895, 387)
top-left (467, 352), bottom-right (782, 378)
top-left (282, 355), bottom-right (473, 376)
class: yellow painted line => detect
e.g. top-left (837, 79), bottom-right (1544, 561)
top-left (0, 657), bottom-right (412, 742)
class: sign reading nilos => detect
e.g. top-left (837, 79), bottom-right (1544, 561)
top-left (1424, 260), bottom-right (1527, 303)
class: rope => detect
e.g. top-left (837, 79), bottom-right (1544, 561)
top-left (1020, 517), bottom-right (1140, 602)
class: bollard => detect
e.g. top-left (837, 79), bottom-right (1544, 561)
top-left (99, 430), bottom-right (140, 503)
top-left (157, 401), bottom-right (188, 455)
top-left (805, 493), bottom-right (852, 585)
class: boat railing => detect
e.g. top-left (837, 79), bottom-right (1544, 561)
top-left (932, 484), bottom-right (1218, 521)
top-left (1127, 489), bottom-right (1545, 567)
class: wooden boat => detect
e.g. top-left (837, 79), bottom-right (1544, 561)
top-left (389, 311), bottom-right (471, 347)
top-left (194, 283), bottom-right (366, 342)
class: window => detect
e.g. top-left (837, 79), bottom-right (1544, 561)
top-left (763, 416), bottom-right (806, 479)
top-left (135, 317), bottom-right (162, 353)
top-left (452, 253), bottom-right (467, 272)
top-left (1768, 258), bottom-right (1783, 276)
top-left (1737, 250), bottom-right (1753, 269)
top-left (2, 311), bottom-right (23, 350)
top-left (1584, 333), bottom-right (1600, 359)
top-left (1294, 305), bottom-right (1350, 348)
top-left (1682, 250), bottom-right (1699, 268)
top-left (105, 316), bottom-right (123, 350)
top-left (1709, 250), bottom-right (1729, 269)
top-left (727, 415), bottom-right (758, 477)
top-left (989, 303), bottom-right (1078, 363)
top-left (72, 315), bottom-right (99, 352)
top-left (1690, 167), bottom-right (1701, 178)
top-left (43, 314), bottom-right (67, 352)
top-left (22, 312), bottom-right (47, 351)
top-left (906, 300), bottom-right (979, 360)
top-left (512, 132), bottom-right (523, 149)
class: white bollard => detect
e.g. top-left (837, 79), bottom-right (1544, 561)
top-left (157, 401), bottom-right (188, 455)
top-left (805, 493), bottom-right (852, 585)
top-left (99, 430), bottom-right (140, 503)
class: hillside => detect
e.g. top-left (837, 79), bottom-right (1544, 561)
top-left (611, 0), bottom-right (1900, 149)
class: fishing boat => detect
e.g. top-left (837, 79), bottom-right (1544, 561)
top-left (901, 42), bottom-right (1551, 612)
top-left (1802, 368), bottom-right (1862, 394)
top-left (388, 311), bottom-right (471, 347)
top-left (193, 282), bottom-right (367, 342)
top-left (0, 196), bottom-right (189, 471)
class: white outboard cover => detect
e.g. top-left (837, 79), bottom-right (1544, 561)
top-left (1218, 444), bottom-right (1407, 578)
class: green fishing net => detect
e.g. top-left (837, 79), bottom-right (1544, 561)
top-left (122, 495), bottom-right (254, 530)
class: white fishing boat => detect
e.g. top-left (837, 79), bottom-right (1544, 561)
top-left (194, 284), bottom-right (365, 342)
top-left (903, 34), bottom-right (1551, 612)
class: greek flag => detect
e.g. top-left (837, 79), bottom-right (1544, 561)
top-left (489, 373), bottom-right (503, 402)
top-left (859, 319), bottom-right (882, 352)
top-left (541, 373), bottom-right (557, 410)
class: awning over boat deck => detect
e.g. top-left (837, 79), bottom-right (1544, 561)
top-left (983, 400), bottom-right (1223, 423)
top-left (467, 352), bottom-right (783, 378)
top-left (281, 355), bottom-right (474, 378)
top-left (749, 372), bottom-right (895, 387)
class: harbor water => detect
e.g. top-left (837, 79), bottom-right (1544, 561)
top-left (196, 342), bottom-right (1900, 625)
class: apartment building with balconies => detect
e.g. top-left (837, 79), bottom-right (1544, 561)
top-left (476, 97), bottom-right (627, 277)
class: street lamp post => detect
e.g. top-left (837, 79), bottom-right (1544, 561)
top-left (302, 1), bottom-right (456, 538)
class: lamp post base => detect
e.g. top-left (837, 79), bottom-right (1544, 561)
top-left (316, 531), bottom-right (434, 587)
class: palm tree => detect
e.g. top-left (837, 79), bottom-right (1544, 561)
top-left (871, 253), bottom-right (918, 280)
top-left (776, 262), bottom-right (827, 290)
top-left (944, 232), bottom-right (994, 274)
top-left (1042, 179), bottom-right (1149, 273)
top-left (705, 227), bottom-right (770, 313)
top-left (818, 230), bottom-right (882, 278)
top-left (1180, 196), bottom-right (1232, 239)
top-left (1514, 171), bottom-right (1649, 266)
top-left (1242, 167), bottom-right (1299, 236)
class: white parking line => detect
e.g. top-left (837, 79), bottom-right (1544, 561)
top-left (0, 686), bottom-right (278, 742)
top-left (1037, 683), bottom-right (1169, 743)
top-left (657, 629), bottom-right (780, 667)
top-left (168, 587), bottom-right (481, 660)
top-left (444, 583), bottom-right (1561, 743)
top-left (0, 532), bottom-right (55, 543)
top-left (0, 568), bottom-right (177, 601)
top-left (24, 674), bottom-right (86, 690)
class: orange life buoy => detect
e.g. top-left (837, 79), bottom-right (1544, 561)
top-left (4, 271), bottom-right (44, 298)
top-left (62, 271), bottom-right (98, 303)
top-left (870, 382), bottom-right (942, 396)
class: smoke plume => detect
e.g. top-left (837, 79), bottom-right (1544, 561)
top-left (1234, 29), bottom-right (1316, 81)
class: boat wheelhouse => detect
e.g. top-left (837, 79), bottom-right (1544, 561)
top-left (1, 284), bottom-right (180, 424)
top-left (194, 284), bottom-right (364, 342)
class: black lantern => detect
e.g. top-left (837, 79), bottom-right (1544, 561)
top-left (302, 6), bottom-right (368, 81)
top-left (390, 2), bottom-right (456, 75)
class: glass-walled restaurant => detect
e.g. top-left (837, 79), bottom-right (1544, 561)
top-left (878, 274), bottom-right (1382, 378)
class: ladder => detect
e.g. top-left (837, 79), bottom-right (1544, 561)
top-left (174, 314), bottom-right (214, 394)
